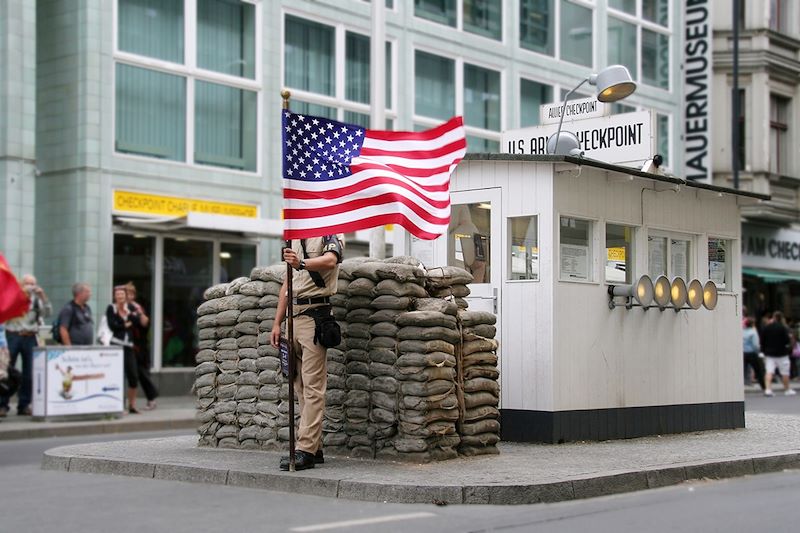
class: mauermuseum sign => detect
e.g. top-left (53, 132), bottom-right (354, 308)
top-left (684, 0), bottom-right (712, 182)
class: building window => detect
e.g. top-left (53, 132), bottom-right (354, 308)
top-left (415, 0), bottom-right (457, 27)
top-left (415, 51), bottom-right (455, 120)
top-left (416, 1), bottom-right (502, 40)
top-left (560, 216), bottom-right (593, 282)
top-left (770, 0), bottom-right (789, 33)
top-left (520, 0), bottom-right (554, 56)
top-left (656, 113), bottom-right (670, 168)
top-left (521, 0), bottom-right (593, 66)
top-left (284, 15), bottom-right (395, 128)
top-left (648, 233), bottom-right (692, 280)
top-left (608, 0), bottom-right (670, 90)
top-left (606, 224), bottom-right (634, 284)
top-left (448, 203), bottom-right (492, 284)
top-left (115, 0), bottom-right (260, 172)
top-left (769, 94), bottom-right (789, 175)
top-left (464, 63), bottom-right (501, 148)
top-left (509, 216), bottom-right (539, 281)
top-left (520, 78), bottom-right (553, 127)
top-left (560, 1), bottom-right (593, 67)
top-left (708, 238), bottom-right (730, 291)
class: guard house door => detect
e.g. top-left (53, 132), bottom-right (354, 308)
top-left (442, 188), bottom-right (502, 316)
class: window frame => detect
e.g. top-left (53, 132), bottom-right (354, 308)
top-left (647, 229), bottom-right (695, 281)
top-left (413, 0), bottom-right (506, 44)
top-left (518, 74), bottom-right (555, 128)
top-left (507, 214), bottom-right (541, 283)
top-left (707, 236), bottom-right (734, 293)
top-left (558, 213), bottom-right (598, 284)
top-left (604, 221), bottom-right (637, 285)
top-left (518, 0), bottom-right (597, 70)
top-left (769, 93), bottom-right (790, 176)
top-left (112, 0), bottom-right (263, 175)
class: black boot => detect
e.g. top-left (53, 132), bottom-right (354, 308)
top-left (279, 450), bottom-right (316, 471)
top-left (315, 449), bottom-right (324, 464)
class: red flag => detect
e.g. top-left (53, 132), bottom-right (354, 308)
top-left (0, 254), bottom-right (29, 323)
top-left (282, 111), bottom-right (466, 240)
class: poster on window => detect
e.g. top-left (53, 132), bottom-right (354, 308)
top-left (708, 239), bottom-right (727, 287)
top-left (32, 346), bottom-right (124, 418)
top-left (648, 236), bottom-right (666, 277)
top-left (671, 240), bottom-right (689, 279)
top-left (560, 244), bottom-right (589, 281)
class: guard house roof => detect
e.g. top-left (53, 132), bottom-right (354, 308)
top-left (463, 154), bottom-right (770, 203)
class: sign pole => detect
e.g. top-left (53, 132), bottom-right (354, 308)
top-left (281, 89), bottom-right (296, 472)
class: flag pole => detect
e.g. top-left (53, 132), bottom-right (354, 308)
top-left (369, 0), bottom-right (386, 259)
top-left (281, 89), bottom-right (296, 472)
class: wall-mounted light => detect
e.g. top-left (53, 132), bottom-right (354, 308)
top-left (547, 65), bottom-right (637, 156)
top-left (653, 275), bottom-right (672, 309)
top-left (608, 275), bottom-right (654, 309)
top-left (670, 277), bottom-right (688, 311)
top-left (686, 279), bottom-right (704, 309)
top-left (703, 281), bottom-right (718, 310)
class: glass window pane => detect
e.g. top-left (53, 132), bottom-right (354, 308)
top-left (162, 238), bottom-right (213, 368)
top-left (386, 41), bottom-right (393, 109)
top-left (606, 224), bottom-right (633, 284)
top-left (608, 17), bottom-right (637, 80)
top-left (285, 15), bottom-right (335, 96)
top-left (197, 0), bottom-right (256, 79)
top-left (648, 235), bottom-right (667, 278)
top-left (415, 50), bottom-right (455, 120)
top-left (642, 29), bottom-right (669, 89)
top-left (520, 78), bottom-right (553, 127)
top-left (466, 136), bottom-right (500, 153)
top-left (464, 64), bottom-right (501, 131)
top-left (115, 64), bottom-right (186, 161)
top-left (561, 1), bottom-right (593, 67)
top-left (610, 102), bottom-right (636, 114)
top-left (346, 32), bottom-right (370, 105)
top-left (708, 238), bottom-right (729, 291)
top-left (560, 217), bottom-right (592, 281)
top-left (671, 239), bottom-right (690, 279)
top-left (415, 0), bottom-right (457, 27)
top-left (448, 203), bottom-right (491, 283)
top-left (220, 243), bottom-right (257, 283)
top-left (194, 81), bottom-right (257, 171)
top-left (464, 0), bottom-right (502, 40)
top-left (510, 216), bottom-right (539, 281)
top-left (643, 0), bottom-right (669, 27)
top-left (294, 100), bottom-right (337, 120)
top-left (344, 111), bottom-right (370, 128)
top-left (608, 0), bottom-right (635, 15)
top-left (657, 113), bottom-right (669, 167)
top-left (118, 0), bottom-right (183, 63)
top-left (520, 0), bottom-right (554, 56)
top-left (113, 234), bottom-right (155, 362)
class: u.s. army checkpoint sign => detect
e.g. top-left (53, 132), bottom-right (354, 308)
top-left (501, 111), bottom-right (655, 166)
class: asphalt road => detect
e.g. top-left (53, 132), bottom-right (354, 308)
top-left (0, 396), bottom-right (795, 533)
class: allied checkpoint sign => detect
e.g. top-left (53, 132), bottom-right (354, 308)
top-left (501, 111), bottom-right (655, 167)
top-left (32, 346), bottom-right (124, 418)
top-left (539, 96), bottom-right (609, 125)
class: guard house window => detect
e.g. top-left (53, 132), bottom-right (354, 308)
top-left (520, 0), bottom-right (593, 67)
top-left (115, 0), bottom-right (260, 171)
top-left (606, 224), bottom-right (634, 284)
top-left (416, 1), bottom-right (502, 40)
top-left (708, 238), bottom-right (731, 292)
top-left (448, 203), bottom-right (492, 284)
top-left (285, 15), bottom-right (395, 128)
top-left (509, 216), bottom-right (539, 281)
top-left (608, 0), bottom-right (670, 90)
top-left (560, 216), bottom-right (593, 282)
top-left (769, 95), bottom-right (790, 175)
top-left (520, 78), bottom-right (553, 127)
top-left (648, 233), bottom-right (692, 280)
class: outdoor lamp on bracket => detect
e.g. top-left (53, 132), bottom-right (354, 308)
top-left (547, 65), bottom-right (638, 156)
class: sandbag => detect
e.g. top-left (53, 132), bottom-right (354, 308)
top-left (396, 352), bottom-right (456, 368)
top-left (372, 295), bottom-right (412, 310)
top-left (460, 419), bottom-right (500, 435)
top-left (400, 379), bottom-right (454, 397)
top-left (400, 392), bottom-right (458, 411)
top-left (464, 365), bottom-right (500, 380)
top-left (369, 322), bottom-right (399, 337)
top-left (459, 433), bottom-right (500, 447)
top-left (368, 309), bottom-right (403, 323)
top-left (462, 351), bottom-right (498, 366)
top-left (249, 265), bottom-right (285, 283)
top-left (195, 349), bottom-right (215, 363)
top-left (369, 362), bottom-right (396, 378)
top-left (395, 366), bottom-right (456, 382)
top-left (369, 348), bottom-right (397, 365)
top-left (463, 392), bottom-right (499, 409)
top-left (398, 326), bottom-right (460, 344)
top-left (463, 324), bottom-right (497, 339)
top-left (345, 374), bottom-right (371, 391)
top-left (374, 279), bottom-right (427, 298)
top-left (216, 309), bottom-right (241, 326)
top-left (396, 311), bottom-right (457, 329)
top-left (398, 339), bottom-right (455, 355)
top-left (413, 298), bottom-right (458, 316)
top-left (367, 336), bottom-right (397, 350)
top-left (463, 377), bottom-right (500, 395)
top-left (237, 359), bottom-right (257, 373)
top-left (459, 310), bottom-right (497, 327)
top-left (425, 266), bottom-right (473, 288)
top-left (347, 278), bottom-right (376, 297)
top-left (239, 280), bottom-right (272, 297)
top-left (371, 376), bottom-right (398, 394)
top-left (203, 283), bottom-right (229, 301)
top-left (463, 338), bottom-right (499, 355)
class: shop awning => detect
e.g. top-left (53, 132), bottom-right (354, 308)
top-left (114, 212), bottom-right (283, 238)
top-left (742, 267), bottom-right (800, 283)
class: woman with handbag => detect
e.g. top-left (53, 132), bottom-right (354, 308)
top-left (106, 286), bottom-right (141, 413)
top-left (125, 283), bottom-right (158, 410)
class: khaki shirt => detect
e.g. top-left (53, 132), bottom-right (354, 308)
top-left (291, 235), bottom-right (344, 299)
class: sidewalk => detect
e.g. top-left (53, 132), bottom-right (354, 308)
top-left (43, 411), bottom-right (800, 505)
top-left (0, 396), bottom-right (195, 440)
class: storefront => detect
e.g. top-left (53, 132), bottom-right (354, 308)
top-left (741, 223), bottom-right (800, 326)
top-left (111, 190), bottom-right (281, 393)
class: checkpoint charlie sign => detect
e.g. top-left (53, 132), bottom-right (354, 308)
top-left (540, 96), bottom-right (609, 125)
top-left (501, 111), bottom-right (654, 165)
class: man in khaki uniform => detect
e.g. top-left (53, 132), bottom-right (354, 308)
top-left (271, 234), bottom-right (344, 470)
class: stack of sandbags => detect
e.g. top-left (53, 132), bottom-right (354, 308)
top-left (249, 265), bottom-right (293, 450)
top-left (195, 282), bottom-right (228, 447)
top-left (457, 310), bottom-right (501, 456)
top-left (426, 266), bottom-right (474, 310)
top-left (323, 272), bottom-right (350, 453)
top-left (393, 304), bottom-right (462, 462)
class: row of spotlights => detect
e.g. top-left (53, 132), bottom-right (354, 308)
top-left (609, 275), bottom-right (718, 311)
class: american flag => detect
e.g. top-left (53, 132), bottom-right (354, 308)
top-left (281, 110), bottom-right (466, 240)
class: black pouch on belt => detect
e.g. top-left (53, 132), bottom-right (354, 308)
top-left (301, 305), bottom-right (341, 349)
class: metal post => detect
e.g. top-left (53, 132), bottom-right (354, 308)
top-left (281, 89), bottom-right (296, 472)
top-left (732, 0), bottom-right (740, 189)
top-left (369, 0), bottom-right (387, 259)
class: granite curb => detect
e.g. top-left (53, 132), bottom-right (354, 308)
top-left (0, 417), bottom-right (195, 441)
top-left (41, 446), bottom-right (800, 505)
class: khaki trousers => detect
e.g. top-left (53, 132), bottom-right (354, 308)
top-left (290, 314), bottom-right (327, 453)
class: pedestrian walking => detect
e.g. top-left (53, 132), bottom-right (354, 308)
top-left (125, 282), bottom-right (158, 410)
top-left (57, 283), bottom-right (94, 346)
top-left (760, 311), bottom-right (796, 396)
top-left (0, 275), bottom-right (51, 416)
top-left (743, 317), bottom-right (765, 390)
top-left (0, 324), bottom-right (20, 419)
top-left (106, 286), bottom-right (142, 414)
top-left (271, 234), bottom-right (344, 471)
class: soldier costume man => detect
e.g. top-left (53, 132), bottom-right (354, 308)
top-left (271, 234), bottom-right (344, 470)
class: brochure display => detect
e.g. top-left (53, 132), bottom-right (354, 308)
top-left (32, 346), bottom-right (124, 419)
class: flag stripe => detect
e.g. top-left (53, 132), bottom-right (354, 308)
top-left (359, 138), bottom-right (467, 161)
top-left (284, 202), bottom-right (449, 236)
top-left (284, 172), bottom-right (451, 201)
top-left (361, 127), bottom-right (466, 153)
top-left (351, 161), bottom-right (455, 181)
top-left (284, 212), bottom-right (445, 241)
top-left (351, 150), bottom-right (464, 170)
top-left (285, 192), bottom-right (451, 221)
top-left (363, 116), bottom-right (463, 142)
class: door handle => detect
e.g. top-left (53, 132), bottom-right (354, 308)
top-left (493, 288), bottom-right (498, 314)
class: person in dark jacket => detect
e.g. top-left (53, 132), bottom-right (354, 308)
top-left (106, 286), bottom-right (142, 413)
top-left (760, 311), bottom-right (796, 397)
top-left (125, 283), bottom-right (158, 410)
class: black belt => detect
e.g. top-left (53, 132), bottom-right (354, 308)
top-left (7, 331), bottom-right (37, 337)
top-left (293, 296), bottom-right (330, 306)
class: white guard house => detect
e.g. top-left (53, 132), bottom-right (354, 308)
top-left (424, 154), bottom-right (767, 443)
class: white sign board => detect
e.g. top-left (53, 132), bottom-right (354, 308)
top-left (684, 0), bottom-right (712, 182)
top-left (540, 97), bottom-right (609, 125)
top-left (502, 111), bottom-right (654, 166)
top-left (33, 346), bottom-right (124, 418)
top-left (742, 225), bottom-right (800, 272)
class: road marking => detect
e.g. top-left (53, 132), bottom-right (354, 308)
top-left (290, 512), bottom-right (437, 532)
